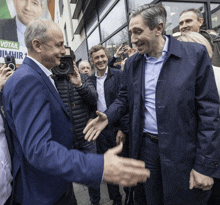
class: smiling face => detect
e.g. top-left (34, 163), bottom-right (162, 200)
top-left (129, 15), bottom-right (158, 55)
top-left (179, 11), bottom-right (203, 33)
top-left (40, 25), bottom-right (66, 70)
top-left (14, 0), bottom-right (44, 26)
top-left (91, 49), bottom-right (108, 74)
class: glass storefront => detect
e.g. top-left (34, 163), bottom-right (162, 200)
top-left (69, 0), bottom-right (220, 61)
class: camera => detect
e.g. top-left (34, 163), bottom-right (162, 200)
top-left (4, 55), bottom-right (16, 70)
top-left (52, 46), bottom-right (75, 75)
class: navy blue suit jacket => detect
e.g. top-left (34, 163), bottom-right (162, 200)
top-left (105, 35), bottom-right (220, 203)
top-left (3, 57), bottom-right (103, 205)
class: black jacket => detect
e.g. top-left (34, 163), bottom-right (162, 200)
top-left (54, 73), bottom-right (97, 144)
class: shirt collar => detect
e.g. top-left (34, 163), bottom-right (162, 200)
top-left (144, 35), bottom-right (169, 61)
top-left (95, 66), bottom-right (108, 78)
top-left (16, 16), bottom-right (26, 35)
top-left (27, 56), bottom-right (53, 78)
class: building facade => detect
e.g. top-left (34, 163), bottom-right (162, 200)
top-left (54, 0), bottom-right (220, 63)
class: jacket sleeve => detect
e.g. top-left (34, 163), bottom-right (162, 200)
top-left (108, 56), bottom-right (121, 70)
top-left (75, 73), bottom-right (98, 106)
top-left (105, 61), bottom-right (129, 126)
top-left (193, 45), bottom-right (220, 178)
top-left (3, 74), bottom-right (104, 186)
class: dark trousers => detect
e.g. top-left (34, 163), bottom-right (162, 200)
top-left (73, 140), bottom-right (100, 204)
top-left (208, 178), bottom-right (220, 205)
top-left (140, 136), bottom-right (211, 205)
top-left (13, 185), bottom-right (77, 205)
top-left (96, 134), bottom-right (122, 204)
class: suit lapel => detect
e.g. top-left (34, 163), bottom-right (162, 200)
top-left (133, 54), bottom-right (145, 102)
top-left (23, 58), bottom-right (70, 118)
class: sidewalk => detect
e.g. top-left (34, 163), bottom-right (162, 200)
top-left (73, 182), bottom-right (126, 205)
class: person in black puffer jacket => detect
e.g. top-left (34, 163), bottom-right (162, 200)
top-left (54, 66), bottom-right (100, 205)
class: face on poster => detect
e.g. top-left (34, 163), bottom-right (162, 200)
top-left (0, 0), bottom-right (53, 65)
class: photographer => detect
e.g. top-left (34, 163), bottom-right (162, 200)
top-left (53, 49), bottom-right (100, 205)
top-left (0, 64), bottom-right (14, 205)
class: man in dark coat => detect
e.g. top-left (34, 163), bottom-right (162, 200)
top-left (179, 8), bottom-right (220, 67)
top-left (2, 19), bottom-right (150, 205)
top-left (89, 45), bottom-right (130, 205)
top-left (84, 4), bottom-right (220, 205)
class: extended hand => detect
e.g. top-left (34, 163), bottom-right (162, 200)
top-left (103, 142), bottom-right (150, 186)
top-left (68, 64), bottom-right (82, 87)
top-left (83, 111), bottom-right (108, 141)
top-left (0, 64), bottom-right (14, 90)
top-left (189, 169), bottom-right (214, 191)
top-left (116, 130), bottom-right (126, 145)
top-left (116, 45), bottom-right (124, 58)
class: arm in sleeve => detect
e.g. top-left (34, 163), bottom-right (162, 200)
top-left (4, 74), bottom-right (104, 186)
top-left (75, 74), bottom-right (98, 106)
top-left (193, 45), bottom-right (220, 178)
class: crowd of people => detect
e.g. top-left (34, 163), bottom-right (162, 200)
top-left (0, 2), bottom-right (220, 205)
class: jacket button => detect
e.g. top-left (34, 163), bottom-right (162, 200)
top-left (214, 161), bottom-right (219, 167)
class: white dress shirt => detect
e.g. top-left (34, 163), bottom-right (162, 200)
top-left (95, 67), bottom-right (108, 112)
top-left (0, 114), bottom-right (13, 204)
top-left (16, 16), bottom-right (27, 53)
top-left (27, 56), bottom-right (58, 91)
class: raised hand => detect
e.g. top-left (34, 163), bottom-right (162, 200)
top-left (0, 64), bottom-right (14, 90)
top-left (103, 142), bottom-right (150, 186)
top-left (68, 63), bottom-right (82, 87)
top-left (83, 111), bottom-right (108, 141)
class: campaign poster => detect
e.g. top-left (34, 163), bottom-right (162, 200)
top-left (0, 0), bottom-right (55, 66)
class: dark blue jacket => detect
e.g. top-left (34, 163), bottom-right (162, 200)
top-left (105, 35), bottom-right (220, 204)
top-left (90, 67), bottom-right (129, 140)
top-left (3, 57), bottom-right (103, 205)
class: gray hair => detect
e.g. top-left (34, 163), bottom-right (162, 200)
top-left (129, 4), bottom-right (167, 31)
top-left (24, 19), bottom-right (53, 52)
top-left (79, 60), bottom-right (91, 69)
top-left (180, 8), bottom-right (203, 20)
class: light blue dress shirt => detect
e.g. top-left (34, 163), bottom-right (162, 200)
top-left (143, 36), bottom-right (169, 134)
top-left (95, 67), bottom-right (108, 112)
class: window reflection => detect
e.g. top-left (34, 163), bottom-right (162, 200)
top-left (98, 0), bottom-right (116, 19)
top-left (128, 0), bottom-right (152, 11)
top-left (85, 10), bottom-right (98, 36)
top-left (102, 27), bottom-right (129, 59)
top-left (100, 0), bottom-right (126, 41)
top-left (162, 2), bottom-right (204, 35)
top-left (87, 27), bottom-right (100, 50)
top-left (211, 4), bottom-right (220, 33)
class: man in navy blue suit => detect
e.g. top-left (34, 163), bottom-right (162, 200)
top-left (84, 4), bottom-right (220, 205)
top-left (2, 19), bottom-right (150, 205)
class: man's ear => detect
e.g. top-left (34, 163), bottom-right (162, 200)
top-left (198, 18), bottom-right (204, 27)
top-left (32, 39), bottom-right (42, 53)
top-left (156, 22), bottom-right (164, 36)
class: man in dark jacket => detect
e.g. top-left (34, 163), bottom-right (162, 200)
top-left (53, 51), bottom-right (100, 205)
top-left (89, 45), bottom-right (130, 205)
top-left (179, 8), bottom-right (220, 67)
top-left (84, 4), bottom-right (220, 205)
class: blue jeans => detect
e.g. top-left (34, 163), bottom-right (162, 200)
top-left (74, 140), bottom-right (100, 204)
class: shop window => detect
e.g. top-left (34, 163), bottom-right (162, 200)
top-left (102, 27), bottom-right (129, 60)
top-left (87, 27), bottom-right (100, 50)
top-left (162, 2), bottom-right (204, 35)
top-left (211, 4), bottom-right (220, 33)
top-left (100, 0), bottom-right (126, 41)
top-left (98, 0), bottom-right (116, 19)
